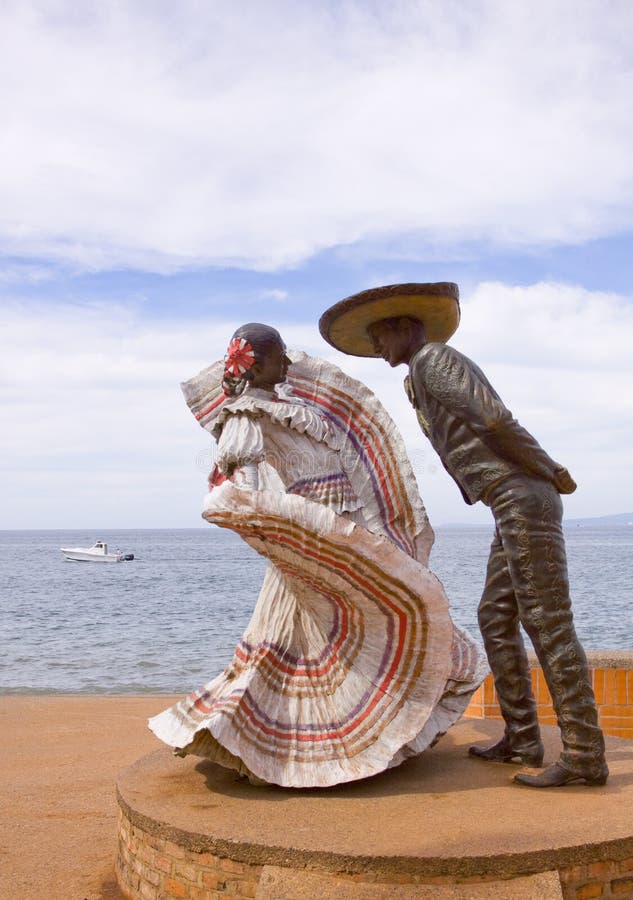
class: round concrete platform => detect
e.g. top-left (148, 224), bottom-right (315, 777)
top-left (116, 719), bottom-right (633, 899)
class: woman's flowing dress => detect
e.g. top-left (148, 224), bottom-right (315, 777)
top-left (149, 351), bottom-right (487, 787)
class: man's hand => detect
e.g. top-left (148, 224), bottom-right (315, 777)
top-left (553, 465), bottom-right (577, 494)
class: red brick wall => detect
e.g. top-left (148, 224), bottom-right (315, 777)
top-left (117, 810), bottom-right (263, 900)
top-left (466, 652), bottom-right (633, 739)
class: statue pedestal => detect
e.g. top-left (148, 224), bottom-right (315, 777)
top-left (116, 719), bottom-right (633, 899)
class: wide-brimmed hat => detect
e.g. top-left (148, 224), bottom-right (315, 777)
top-left (319, 282), bottom-right (460, 357)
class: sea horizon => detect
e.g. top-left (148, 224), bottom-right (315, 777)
top-left (1, 523), bottom-right (631, 695)
top-left (3, 509), bottom-right (632, 533)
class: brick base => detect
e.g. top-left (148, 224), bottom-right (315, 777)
top-left (117, 809), bottom-right (263, 899)
top-left (116, 695), bottom-right (633, 900)
top-left (559, 857), bottom-right (633, 899)
top-left (116, 804), bottom-right (633, 900)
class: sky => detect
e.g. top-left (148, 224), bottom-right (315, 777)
top-left (1, 0), bottom-right (632, 530)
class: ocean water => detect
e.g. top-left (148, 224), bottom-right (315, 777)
top-left (1, 525), bottom-right (631, 694)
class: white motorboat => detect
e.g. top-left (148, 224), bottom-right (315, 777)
top-left (60, 540), bottom-right (134, 563)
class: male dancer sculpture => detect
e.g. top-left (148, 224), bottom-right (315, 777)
top-left (319, 282), bottom-right (607, 787)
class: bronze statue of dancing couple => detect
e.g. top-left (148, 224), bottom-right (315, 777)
top-left (150, 282), bottom-right (607, 790)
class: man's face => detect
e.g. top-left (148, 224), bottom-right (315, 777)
top-left (250, 341), bottom-right (291, 389)
top-left (369, 319), bottom-right (413, 367)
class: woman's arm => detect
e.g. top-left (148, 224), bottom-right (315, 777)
top-left (215, 414), bottom-right (265, 490)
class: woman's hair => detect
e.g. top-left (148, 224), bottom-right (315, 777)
top-left (222, 323), bottom-right (284, 397)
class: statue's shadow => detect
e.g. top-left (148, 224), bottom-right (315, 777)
top-left (194, 718), bottom-right (633, 801)
top-left (194, 721), bottom-right (538, 801)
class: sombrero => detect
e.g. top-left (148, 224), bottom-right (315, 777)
top-left (319, 282), bottom-right (460, 357)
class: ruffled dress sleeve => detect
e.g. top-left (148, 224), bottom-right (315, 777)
top-left (216, 414), bottom-right (265, 475)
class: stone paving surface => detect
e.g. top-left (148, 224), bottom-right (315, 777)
top-left (0, 694), bottom-right (179, 900)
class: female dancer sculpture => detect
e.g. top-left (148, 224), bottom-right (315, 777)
top-left (149, 323), bottom-right (487, 787)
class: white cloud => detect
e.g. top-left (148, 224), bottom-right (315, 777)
top-left (0, 262), bottom-right (56, 284)
top-left (1, 1), bottom-right (632, 271)
top-left (1, 280), bottom-right (632, 528)
top-left (0, 298), bottom-right (326, 527)
top-left (458, 282), bottom-right (633, 370)
top-left (448, 281), bottom-right (633, 520)
top-left (259, 289), bottom-right (289, 302)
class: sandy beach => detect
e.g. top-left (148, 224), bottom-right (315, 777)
top-left (0, 694), bottom-right (179, 900)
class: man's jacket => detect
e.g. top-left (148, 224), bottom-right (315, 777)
top-left (406, 343), bottom-right (565, 505)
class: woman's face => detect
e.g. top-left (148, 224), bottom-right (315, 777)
top-left (250, 340), bottom-right (291, 390)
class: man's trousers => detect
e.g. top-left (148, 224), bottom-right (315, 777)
top-left (479, 474), bottom-right (605, 773)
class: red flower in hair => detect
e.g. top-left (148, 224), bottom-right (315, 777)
top-left (224, 337), bottom-right (256, 376)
